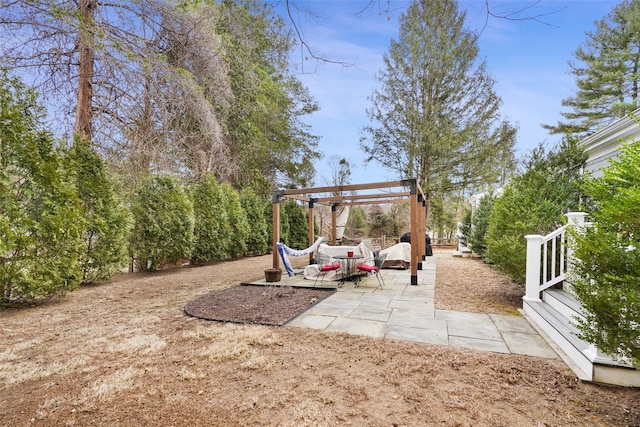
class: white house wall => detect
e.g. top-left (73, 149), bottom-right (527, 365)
top-left (579, 108), bottom-right (640, 177)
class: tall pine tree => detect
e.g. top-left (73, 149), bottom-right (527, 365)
top-left (361, 0), bottom-right (516, 225)
top-left (545, 0), bottom-right (640, 136)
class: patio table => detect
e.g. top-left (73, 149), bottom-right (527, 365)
top-left (334, 254), bottom-right (363, 287)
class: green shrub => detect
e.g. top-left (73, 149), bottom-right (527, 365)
top-left (191, 173), bottom-right (231, 263)
top-left (264, 198), bottom-right (275, 249)
top-left (569, 141), bottom-right (640, 365)
top-left (459, 208), bottom-right (472, 248)
top-left (0, 71), bottom-right (84, 302)
top-left (486, 139), bottom-right (586, 284)
top-left (67, 138), bottom-right (131, 282)
top-left (241, 188), bottom-right (269, 255)
top-left (263, 196), bottom-right (311, 249)
top-left (130, 175), bottom-right (194, 271)
top-left (283, 199), bottom-right (308, 249)
top-left (468, 193), bottom-right (494, 257)
top-left (220, 183), bottom-right (249, 258)
top-left (277, 199), bottom-right (291, 244)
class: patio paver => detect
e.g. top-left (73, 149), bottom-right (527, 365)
top-left (255, 255), bottom-right (559, 360)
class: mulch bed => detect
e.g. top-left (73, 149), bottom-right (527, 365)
top-left (184, 284), bottom-right (335, 326)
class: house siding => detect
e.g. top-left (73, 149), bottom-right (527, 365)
top-left (584, 149), bottom-right (621, 178)
top-left (579, 108), bottom-right (640, 177)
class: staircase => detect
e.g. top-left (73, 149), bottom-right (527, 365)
top-left (522, 213), bottom-right (640, 387)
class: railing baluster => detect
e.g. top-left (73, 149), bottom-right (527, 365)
top-left (551, 235), bottom-right (557, 282)
top-left (560, 233), bottom-right (566, 278)
top-left (542, 239), bottom-right (548, 286)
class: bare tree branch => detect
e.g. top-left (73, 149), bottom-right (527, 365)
top-left (283, 0), bottom-right (565, 70)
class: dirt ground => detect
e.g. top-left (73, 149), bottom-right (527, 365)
top-left (1, 249), bottom-right (639, 426)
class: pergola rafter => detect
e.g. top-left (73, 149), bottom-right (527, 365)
top-left (272, 179), bottom-right (429, 286)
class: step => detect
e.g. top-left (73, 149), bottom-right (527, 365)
top-left (522, 299), bottom-right (592, 381)
top-left (525, 299), bottom-right (590, 354)
top-left (523, 299), bottom-right (640, 386)
top-left (543, 288), bottom-right (585, 323)
top-left (543, 290), bottom-right (635, 368)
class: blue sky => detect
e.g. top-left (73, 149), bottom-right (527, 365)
top-left (277, 0), bottom-right (619, 185)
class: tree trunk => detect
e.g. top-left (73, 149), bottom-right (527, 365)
top-left (75, 0), bottom-right (97, 141)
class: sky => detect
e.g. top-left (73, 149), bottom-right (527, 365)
top-left (275, 0), bottom-right (620, 186)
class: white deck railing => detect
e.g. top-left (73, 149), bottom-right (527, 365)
top-left (524, 212), bottom-right (587, 302)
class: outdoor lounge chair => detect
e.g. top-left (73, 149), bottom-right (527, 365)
top-left (356, 253), bottom-right (387, 289)
top-left (314, 253), bottom-right (341, 286)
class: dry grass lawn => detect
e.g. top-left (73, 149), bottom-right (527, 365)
top-left (1, 250), bottom-right (639, 426)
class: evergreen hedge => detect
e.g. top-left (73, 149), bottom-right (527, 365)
top-left (67, 138), bottom-right (131, 282)
top-left (130, 175), bottom-right (194, 271)
top-left (0, 72), bottom-right (84, 302)
top-left (468, 193), bottom-right (495, 258)
top-left (282, 199), bottom-right (308, 249)
top-left (220, 182), bottom-right (249, 258)
top-left (191, 173), bottom-right (231, 263)
top-left (486, 140), bottom-right (586, 284)
top-left (241, 188), bottom-right (269, 255)
top-left (459, 208), bottom-right (472, 248)
top-left (569, 141), bottom-right (640, 365)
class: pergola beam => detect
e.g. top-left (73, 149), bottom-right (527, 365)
top-left (282, 180), bottom-right (407, 196)
top-left (341, 199), bottom-right (409, 206)
top-left (283, 194), bottom-right (311, 203)
top-left (315, 191), bottom-right (410, 203)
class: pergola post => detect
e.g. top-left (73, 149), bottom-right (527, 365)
top-left (424, 191), bottom-right (431, 233)
top-left (271, 190), bottom-right (283, 269)
top-left (331, 203), bottom-right (338, 245)
top-left (409, 179), bottom-right (419, 285)
top-left (421, 198), bottom-right (428, 260)
top-left (308, 198), bottom-right (316, 264)
top-left (417, 194), bottom-right (424, 269)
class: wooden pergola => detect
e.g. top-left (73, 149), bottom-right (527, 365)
top-left (272, 179), bottom-right (428, 286)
